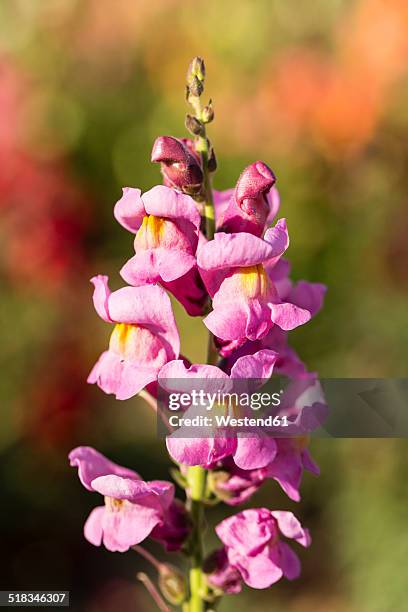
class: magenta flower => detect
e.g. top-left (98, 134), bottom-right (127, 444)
top-left (215, 508), bottom-right (311, 589)
top-left (116, 185), bottom-right (208, 315)
top-left (197, 223), bottom-right (311, 346)
top-left (215, 161), bottom-right (279, 236)
top-left (151, 136), bottom-right (203, 195)
top-left (87, 275), bottom-right (180, 400)
top-left (69, 446), bottom-right (176, 552)
top-left (160, 350), bottom-right (279, 468)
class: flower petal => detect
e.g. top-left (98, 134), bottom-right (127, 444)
top-left (121, 249), bottom-right (196, 284)
top-left (271, 511), bottom-right (311, 547)
top-left (230, 349), bottom-right (278, 380)
top-left (269, 301), bottom-right (311, 330)
top-left (233, 435), bottom-right (277, 470)
top-left (69, 446), bottom-right (140, 491)
top-left (197, 232), bottom-right (275, 271)
top-left (90, 275), bottom-right (113, 322)
top-left (84, 506), bottom-right (105, 546)
top-left (114, 187), bottom-right (145, 233)
top-left (142, 185), bottom-right (201, 228)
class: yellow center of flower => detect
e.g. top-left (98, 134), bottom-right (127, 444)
top-left (109, 323), bottom-right (168, 367)
top-left (239, 265), bottom-right (269, 298)
top-left (105, 496), bottom-right (124, 512)
top-left (135, 214), bottom-right (166, 249)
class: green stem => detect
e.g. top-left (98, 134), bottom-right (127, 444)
top-left (190, 98), bottom-right (215, 241)
top-left (187, 466), bottom-right (207, 612)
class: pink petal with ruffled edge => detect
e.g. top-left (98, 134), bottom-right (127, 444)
top-left (69, 446), bottom-right (140, 491)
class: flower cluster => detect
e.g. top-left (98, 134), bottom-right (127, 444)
top-left (70, 58), bottom-right (325, 610)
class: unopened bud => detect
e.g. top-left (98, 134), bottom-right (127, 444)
top-left (202, 103), bottom-right (214, 123)
top-left (235, 161), bottom-right (276, 216)
top-left (217, 161), bottom-right (276, 236)
top-left (151, 136), bottom-right (203, 195)
top-left (187, 57), bottom-right (205, 83)
top-left (159, 564), bottom-right (187, 606)
top-left (188, 75), bottom-right (204, 97)
top-left (207, 147), bottom-right (217, 172)
top-left (185, 114), bottom-right (204, 136)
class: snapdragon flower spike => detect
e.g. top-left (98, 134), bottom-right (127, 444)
top-left (161, 350), bottom-right (278, 469)
top-left (197, 222), bottom-right (311, 347)
top-left (69, 446), bottom-right (176, 552)
top-left (151, 136), bottom-right (203, 195)
top-left (117, 185), bottom-right (207, 315)
top-left (215, 508), bottom-right (311, 589)
top-left (87, 275), bottom-right (180, 400)
top-left (215, 161), bottom-right (280, 236)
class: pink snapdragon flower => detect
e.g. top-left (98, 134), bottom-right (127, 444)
top-left (87, 275), bottom-right (180, 400)
top-left (69, 446), bottom-right (184, 552)
top-left (197, 223), bottom-right (311, 346)
top-left (160, 350), bottom-right (278, 469)
top-left (215, 161), bottom-right (280, 236)
top-left (116, 185), bottom-right (200, 283)
top-left (220, 262), bottom-right (326, 364)
top-left (117, 185), bottom-right (207, 315)
top-left (215, 508), bottom-right (311, 589)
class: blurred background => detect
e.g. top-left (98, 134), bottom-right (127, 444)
top-left (1, 1), bottom-right (407, 610)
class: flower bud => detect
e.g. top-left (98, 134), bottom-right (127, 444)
top-left (235, 161), bottom-right (276, 217)
top-left (207, 147), bottom-right (217, 172)
top-left (187, 56), bottom-right (205, 83)
top-left (151, 136), bottom-right (203, 195)
top-left (185, 114), bottom-right (205, 136)
top-left (202, 103), bottom-right (214, 123)
top-left (158, 564), bottom-right (187, 606)
top-left (188, 75), bottom-right (204, 97)
top-left (217, 160), bottom-right (276, 236)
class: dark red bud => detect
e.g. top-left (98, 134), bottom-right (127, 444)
top-left (235, 161), bottom-right (276, 216)
top-left (151, 136), bottom-right (203, 194)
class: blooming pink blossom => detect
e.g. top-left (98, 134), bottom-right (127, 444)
top-left (87, 275), bottom-right (180, 400)
top-left (215, 508), bottom-right (311, 589)
top-left (117, 185), bottom-right (208, 315)
top-left (69, 446), bottom-right (177, 552)
top-left (197, 222), bottom-right (311, 346)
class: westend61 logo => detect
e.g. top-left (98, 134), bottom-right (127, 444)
top-left (167, 389), bottom-right (284, 411)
